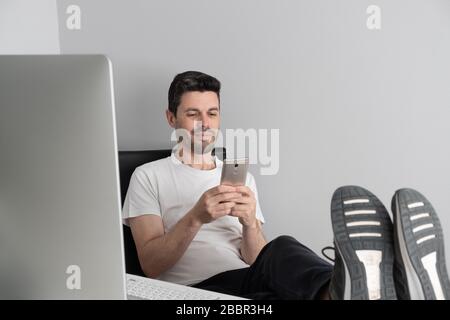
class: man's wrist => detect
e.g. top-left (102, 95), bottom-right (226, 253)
top-left (186, 209), bottom-right (203, 229)
top-left (242, 219), bottom-right (259, 230)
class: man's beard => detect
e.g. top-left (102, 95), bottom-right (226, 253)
top-left (174, 125), bottom-right (218, 155)
top-left (190, 134), bottom-right (216, 154)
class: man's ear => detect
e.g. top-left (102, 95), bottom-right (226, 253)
top-left (166, 109), bottom-right (176, 128)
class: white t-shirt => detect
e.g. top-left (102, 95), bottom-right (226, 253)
top-left (122, 153), bottom-right (265, 285)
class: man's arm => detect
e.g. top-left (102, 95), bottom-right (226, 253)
top-left (240, 219), bottom-right (267, 265)
top-left (230, 186), bottom-right (267, 265)
top-left (129, 185), bottom-right (243, 278)
top-left (129, 212), bottom-right (202, 278)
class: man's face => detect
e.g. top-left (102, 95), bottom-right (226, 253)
top-left (167, 91), bottom-right (220, 153)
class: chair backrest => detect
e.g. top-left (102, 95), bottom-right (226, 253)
top-left (119, 150), bottom-right (172, 207)
top-left (119, 149), bottom-right (171, 276)
top-left (118, 148), bottom-right (225, 276)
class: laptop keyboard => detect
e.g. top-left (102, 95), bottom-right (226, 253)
top-left (126, 274), bottom-right (222, 300)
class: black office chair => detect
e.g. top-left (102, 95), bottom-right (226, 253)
top-left (118, 148), bottom-right (225, 277)
top-left (119, 149), bottom-right (171, 277)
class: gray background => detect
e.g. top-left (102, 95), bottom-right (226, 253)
top-left (3, 0), bottom-right (450, 264)
top-left (0, 0), bottom-right (60, 53)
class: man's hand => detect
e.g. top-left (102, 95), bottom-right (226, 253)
top-left (229, 186), bottom-right (258, 228)
top-left (188, 185), bottom-right (243, 226)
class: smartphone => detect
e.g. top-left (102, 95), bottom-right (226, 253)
top-left (220, 158), bottom-right (249, 186)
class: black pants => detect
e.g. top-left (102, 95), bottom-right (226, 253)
top-left (192, 235), bottom-right (333, 300)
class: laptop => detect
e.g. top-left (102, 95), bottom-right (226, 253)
top-left (0, 55), bottom-right (244, 300)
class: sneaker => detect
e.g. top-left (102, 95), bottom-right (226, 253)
top-left (329, 186), bottom-right (397, 300)
top-left (392, 188), bottom-right (450, 300)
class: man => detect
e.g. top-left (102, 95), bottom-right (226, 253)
top-left (122, 71), bottom-right (450, 299)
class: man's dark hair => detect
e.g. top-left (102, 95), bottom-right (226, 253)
top-left (168, 71), bottom-right (221, 116)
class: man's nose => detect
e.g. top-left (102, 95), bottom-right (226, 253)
top-left (200, 113), bottom-right (209, 128)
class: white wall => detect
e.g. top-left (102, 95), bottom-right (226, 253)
top-left (57, 0), bottom-right (450, 266)
top-left (0, 0), bottom-right (60, 54)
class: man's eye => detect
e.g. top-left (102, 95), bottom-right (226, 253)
top-left (187, 113), bottom-right (197, 117)
top-left (209, 112), bottom-right (218, 117)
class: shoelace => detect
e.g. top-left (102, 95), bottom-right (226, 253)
top-left (321, 246), bottom-right (335, 263)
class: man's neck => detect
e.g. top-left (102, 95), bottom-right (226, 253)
top-left (175, 146), bottom-right (216, 170)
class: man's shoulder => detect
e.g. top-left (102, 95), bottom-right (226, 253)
top-left (134, 156), bottom-right (172, 176)
top-left (246, 171), bottom-right (256, 183)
